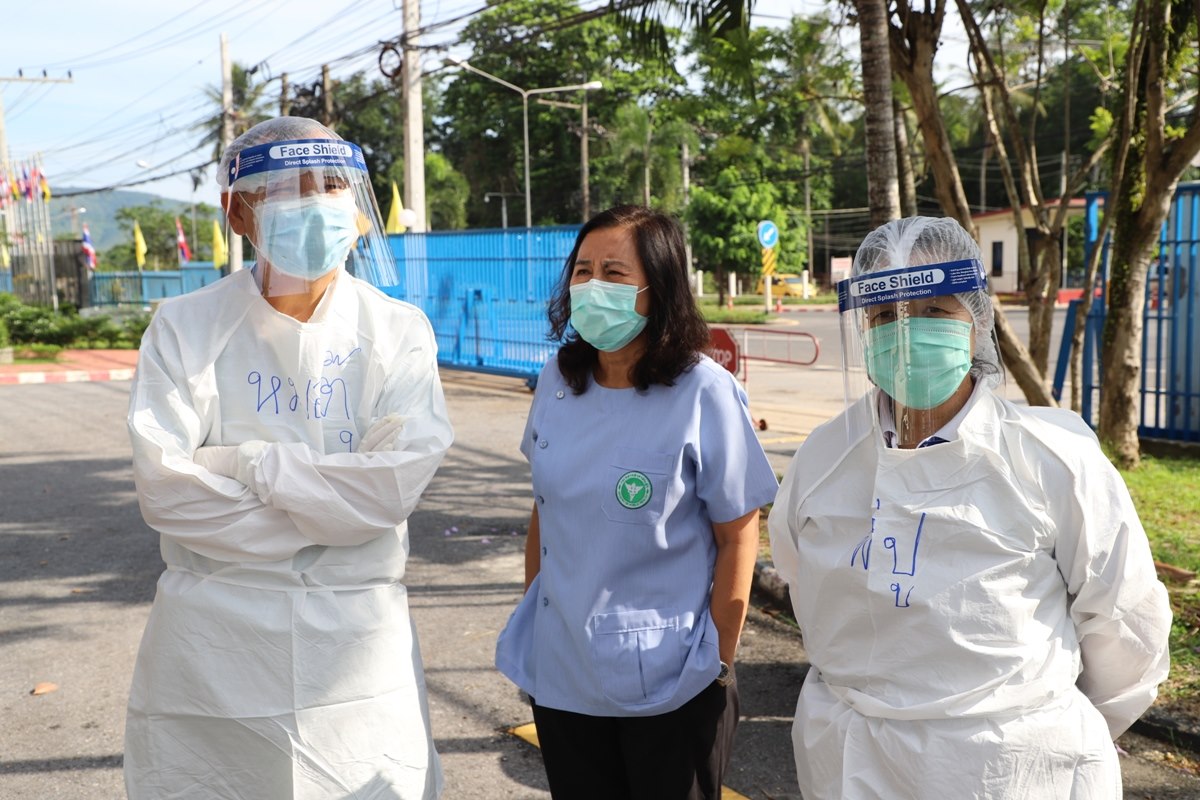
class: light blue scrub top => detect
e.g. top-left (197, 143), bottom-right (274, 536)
top-left (495, 354), bottom-right (779, 717)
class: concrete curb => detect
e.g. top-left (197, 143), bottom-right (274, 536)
top-left (0, 368), bottom-right (135, 385)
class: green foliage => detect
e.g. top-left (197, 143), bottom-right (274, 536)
top-left (436, 0), bottom-right (685, 225)
top-left (197, 62), bottom-right (273, 163)
top-left (320, 72), bottom-right (408, 216)
top-left (685, 156), bottom-right (803, 279)
top-left (1089, 107), bottom-right (1114, 149)
top-left (0, 315), bottom-right (8, 348)
top-left (419, 152), bottom-right (470, 230)
top-left (0, 293), bottom-right (146, 349)
top-left (102, 202), bottom-right (220, 270)
top-left (1121, 452), bottom-right (1200, 703)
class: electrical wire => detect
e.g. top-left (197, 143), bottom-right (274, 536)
top-left (54, 158), bottom-right (219, 197)
top-left (36, 0), bottom-right (222, 70)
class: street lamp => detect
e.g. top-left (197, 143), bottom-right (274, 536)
top-left (444, 57), bottom-right (601, 228)
top-left (484, 191), bottom-right (522, 229)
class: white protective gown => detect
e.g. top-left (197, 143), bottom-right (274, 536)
top-left (768, 377), bottom-right (1171, 800)
top-left (126, 268), bottom-right (453, 799)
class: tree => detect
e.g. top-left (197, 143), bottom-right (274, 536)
top-left (104, 203), bottom-right (219, 270)
top-left (1096, 0), bottom-right (1200, 467)
top-left (952, 0), bottom-right (1115, 383)
top-left (856, 0), bottom-right (902, 227)
top-left (609, 103), bottom-right (697, 210)
top-left (417, 153), bottom-right (470, 230)
top-left (685, 141), bottom-right (802, 303)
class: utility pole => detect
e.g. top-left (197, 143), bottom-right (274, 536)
top-left (537, 96), bottom-right (591, 221)
top-left (221, 33), bottom-right (244, 272)
top-left (682, 139), bottom-right (696, 294)
top-left (280, 72), bottom-right (290, 117)
top-left (321, 65), bottom-right (333, 127)
top-left (803, 140), bottom-right (814, 288)
top-left (402, 0), bottom-right (427, 231)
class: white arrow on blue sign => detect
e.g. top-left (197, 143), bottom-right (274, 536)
top-left (757, 220), bottom-right (779, 249)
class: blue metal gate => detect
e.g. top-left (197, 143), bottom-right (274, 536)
top-left (380, 226), bottom-right (580, 381)
top-left (1078, 182), bottom-right (1200, 442)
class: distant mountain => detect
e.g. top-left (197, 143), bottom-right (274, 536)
top-left (46, 189), bottom-right (212, 253)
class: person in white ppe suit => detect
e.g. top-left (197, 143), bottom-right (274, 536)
top-left (125, 116), bottom-right (453, 799)
top-left (768, 216), bottom-right (1171, 799)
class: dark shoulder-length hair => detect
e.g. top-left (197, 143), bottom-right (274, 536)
top-left (547, 205), bottom-right (710, 394)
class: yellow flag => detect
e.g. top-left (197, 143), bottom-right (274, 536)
top-left (385, 181), bottom-right (405, 234)
top-left (133, 220), bottom-right (148, 269)
top-left (212, 219), bottom-right (227, 269)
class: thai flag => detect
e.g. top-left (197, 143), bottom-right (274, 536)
top-left (81, 224), bottom-right (97, 270)
top-left (175, 218), bottom-right (192, 263)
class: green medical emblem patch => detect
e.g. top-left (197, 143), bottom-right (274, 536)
top-left (616, 471), bottom-right (652, 509)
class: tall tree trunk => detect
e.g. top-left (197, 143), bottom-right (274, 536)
top-left (1097, 0), bottom-right (1200, 468)
top-left (889, 0), bottom-right (975, 234)
top-left (893, 96), bottom-right (917, 217)
top-left (643, 128), bottom-right (653, 207)
top-left (995, 308), bottom-right (1056, 406)
top-left (856, 0), bottom-right (900, 228)
top-left (1099, 217), bottom-right (1159, 466)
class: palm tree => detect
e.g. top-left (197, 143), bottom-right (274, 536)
top-left (196, 62), bottom-right (273, 166)
top-left (611, 103), bottom-right (698, 210)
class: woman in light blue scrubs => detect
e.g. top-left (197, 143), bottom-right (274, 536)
top-left (495, 205), bottom-right (779, 799)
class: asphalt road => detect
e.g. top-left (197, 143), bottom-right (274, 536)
top-left (2, 370), bottom-right (1198, 798)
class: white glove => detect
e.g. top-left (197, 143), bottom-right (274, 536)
top-left (358, 414), bottom-right (407, 453)
top-left (193, 445), bottom-right (238, 478)
top-left (194, 440), bottom-right (269, 485)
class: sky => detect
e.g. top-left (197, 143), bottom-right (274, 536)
top-left (3, 0), bottom-right (969, 211)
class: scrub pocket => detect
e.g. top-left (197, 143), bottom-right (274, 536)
top-left (589, 609), bottom-right (685, 705)
top-left (600, 448), bottom-right (674, 526)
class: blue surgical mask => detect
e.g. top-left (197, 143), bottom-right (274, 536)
top-left (864, 317), bottom-right (973, 409)
top-left (569, 279), bottom-right (649, 352)
top-left (254, 194), bottom-right (359, 280)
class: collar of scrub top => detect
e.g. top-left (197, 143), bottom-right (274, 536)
top-left (877, 388), bottom-right (973, 449)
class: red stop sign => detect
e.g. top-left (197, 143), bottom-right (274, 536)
top-left (709, 328), bottom-right (739, 374)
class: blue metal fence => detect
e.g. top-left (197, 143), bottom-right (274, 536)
top-left (89, 262), bottom-right (225, 307)
top-left (23, 227), bottom-right (580, 383)
top-left (1077, 182), bottom-right (1200, 442)
top-left (0, 271), bottom-right (11, 294)
top-left (380, 226), bottom-right (579, 381)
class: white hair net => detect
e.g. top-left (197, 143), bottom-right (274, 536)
top-left (852, 216), bottom-right (1002, 378)
top-left (217, 116), bottom-right (341, 192)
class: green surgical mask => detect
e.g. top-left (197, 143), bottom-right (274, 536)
top-left (569, 279), bottom-right (649, 352)
top-left (864, 317), bottom-right (973, 409)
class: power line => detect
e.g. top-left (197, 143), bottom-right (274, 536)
top-left (37, 0), bottom-right (222, 70)
top-left (54, 158), bottom-right (218, 197)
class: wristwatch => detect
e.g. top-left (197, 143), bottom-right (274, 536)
top-left (716, 661), bottom-right (734, 687)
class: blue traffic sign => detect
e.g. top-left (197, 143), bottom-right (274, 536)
top-left (757, 220), bottom-right (779, 249)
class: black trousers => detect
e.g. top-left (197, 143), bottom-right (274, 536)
top-left (530, 678), bottom-right (740, 800)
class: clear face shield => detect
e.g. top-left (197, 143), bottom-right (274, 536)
top-left (837, 259), bottom-right (988, 446)
top-left (223, 138), bottom-right (397, 296)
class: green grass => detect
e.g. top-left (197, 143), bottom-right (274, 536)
top-left (1122, 455), bottom-right (1200, 570)
top-left (1123, 454), bottom-right (1200, 708)
top-left (699, 304), bottom-right (769, 324)
top-left (726, 293), bottom-right (838, 306)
